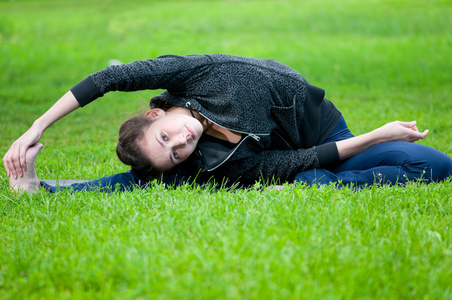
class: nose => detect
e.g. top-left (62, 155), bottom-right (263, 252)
top-left (172, 133), bottom-right (188, 147)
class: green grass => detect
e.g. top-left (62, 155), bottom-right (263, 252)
top-left (1, 0), bottom-right (452, 298)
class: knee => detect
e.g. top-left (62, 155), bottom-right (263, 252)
top-left (394, 143), bottom-right (452, 182)
top-left (418, 149), bottom-right (452, 182)
top-left (429, 154), bottom-right (452, 181)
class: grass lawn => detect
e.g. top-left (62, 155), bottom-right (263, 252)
top-left (1, 0), bottom-right (452, 298)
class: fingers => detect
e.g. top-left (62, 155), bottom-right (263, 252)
top-left (2, 153), bottom-right (10, 177)
top-left (400, 120), bottom-right (425, 133)
top-left (3, 143), bottom-right (27, 179)
top-left (395, 120), bottom-right (429, 141)
top-left (409, 122), bottom-right (428, 140)
top-left (419, 129), bottom-right (429, 138)
top-left (3, 149), bottom-right (12, 178)
top-left (4, 127), bottom-right (43, 179)
top-left (19, 144), bottom-right (27, 173)
top-left (397, 120), bottom-right (417, 128)
top-left (3, 148), bottom-right (20, 179)
top-left (3, 150), bottom-right (14, 178)
top-left (409, 129), bottom-right (429, 142)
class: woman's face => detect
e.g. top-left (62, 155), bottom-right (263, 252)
top-left (141, 109), bottom-right (203, 171)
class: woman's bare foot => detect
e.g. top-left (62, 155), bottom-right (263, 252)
top-left (9, 143), bottom-right (43, 194)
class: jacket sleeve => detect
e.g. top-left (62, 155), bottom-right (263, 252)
top-left (70, 55), bottom-right (212, 107)
top-left (212, 142), bottom-right (339, 182)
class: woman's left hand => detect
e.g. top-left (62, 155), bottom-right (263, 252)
top-left (374, 120), bottom-right (429, 143)
top-left (336, 120), bottom-right (429, 161)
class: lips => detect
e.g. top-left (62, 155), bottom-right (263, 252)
top-left (186, 125), bottom-right (196, 140)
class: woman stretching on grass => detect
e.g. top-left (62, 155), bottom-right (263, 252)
top-left (4, 54), bottom-right (452, 193)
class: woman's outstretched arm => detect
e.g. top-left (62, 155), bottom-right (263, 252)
top-left (3, 91), bottom-right (80, 179)
top-left (3, 56), bottom-right (206, 179)
top-left (336, 120), bottom-right (429, 160)
top-left (209, 120), bottom-right (430, 183)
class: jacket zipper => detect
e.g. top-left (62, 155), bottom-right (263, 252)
top-left (206, 135), bottom-right (251, 171)
top-left (198, 112), bottom-right (269, 171)
top-left (186, 102), bottom-right (270, 171)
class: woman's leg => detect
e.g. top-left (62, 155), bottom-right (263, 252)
top-left (9, 144), bottom-right (152, 193)
top-left (295, 142), bottom-right (452, 187)
top-left (40, 167), bottom-right (197, 193)
top-left (40, 170), bottom-right (150, 193)
top-left (9, 144), bottom-right (197, 193)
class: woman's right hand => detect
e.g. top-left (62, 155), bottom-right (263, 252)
top-left (3, 91), bottom-right (81, 178)
top-left (3, 124), bottom-right (43, 179)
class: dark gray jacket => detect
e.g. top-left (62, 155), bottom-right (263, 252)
top-left (71, 54), bottom-right (342, 184)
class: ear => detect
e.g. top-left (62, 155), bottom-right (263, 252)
top-left (145, 108), bottom-right (165, 120)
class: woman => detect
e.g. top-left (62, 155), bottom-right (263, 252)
top-left (4, 54), bottom-right (452, 193)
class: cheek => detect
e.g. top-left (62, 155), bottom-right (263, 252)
top-left (183, 145), bottom-right (197, 159)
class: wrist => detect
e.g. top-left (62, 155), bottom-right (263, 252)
top-left (370, 127), bottom-right (389, 144)
top-left (32, 118), bottom-right (47, 133)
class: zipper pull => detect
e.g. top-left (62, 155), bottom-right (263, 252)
top-left (249, 134), bottom-right (261, 141)
top-left (185, 102), bottom-right (196, 118)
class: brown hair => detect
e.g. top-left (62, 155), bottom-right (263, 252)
top-left (117, 96), bottom-right (177, 181)
top-left (150, 95), bottom-right (174, 111)
top-left (116, 114), bottom-right (161, 181)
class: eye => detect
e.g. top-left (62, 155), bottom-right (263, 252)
top-left (173, 150), bottom-right (180, 160)
top-left (161, 133), bottom-right (168, 141)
